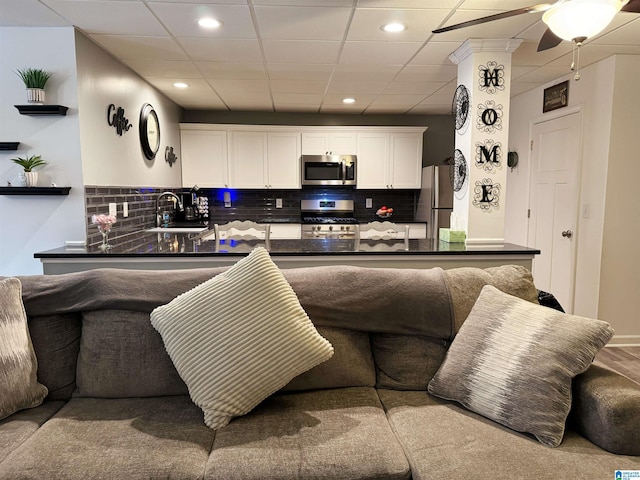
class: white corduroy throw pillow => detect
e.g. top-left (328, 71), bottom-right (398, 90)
top-left (150, 247), bottom-right (334, 429)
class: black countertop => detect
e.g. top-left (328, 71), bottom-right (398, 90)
top-left (35, 230), bottom-right (540, 259)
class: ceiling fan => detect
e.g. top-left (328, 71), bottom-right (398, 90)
top-left (433, 0), bottom-right (640, 52)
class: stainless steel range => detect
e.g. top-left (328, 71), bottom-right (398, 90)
top-left (301, 199), bottom-right (358, 239)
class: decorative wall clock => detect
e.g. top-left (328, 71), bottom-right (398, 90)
top-left (139, 103), bottom-right (160, 160)
top-left (452, 85), bottom-right (470, 131)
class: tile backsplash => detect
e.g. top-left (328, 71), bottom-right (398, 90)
top-left (85, 185), bottom-right (421, 246)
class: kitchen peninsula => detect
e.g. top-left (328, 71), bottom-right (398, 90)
top-left (35, 230), bottom-right (539, 275)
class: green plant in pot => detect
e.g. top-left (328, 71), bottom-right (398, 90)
top-left (15, 67), bottom-right (52, 104)
top-left (11, 154), bottom-right (47, 187)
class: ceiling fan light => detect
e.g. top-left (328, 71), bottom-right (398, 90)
top-left (542, 0), bottom-right (623, 41)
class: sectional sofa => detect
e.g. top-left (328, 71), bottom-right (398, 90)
top-left (1, 248), bottom-right (639, 479)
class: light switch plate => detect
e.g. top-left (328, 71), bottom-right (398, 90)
top-left (366, 198), bottom-right (373, 208)
top-left (276, 198), bottom-right (283, 209)
top-left (122, 201), bottom-right (129, 217)
top-left (109, 202), bottom-right (117, 217)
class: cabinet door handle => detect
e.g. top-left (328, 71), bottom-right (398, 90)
top-left (561, 230), bottom-right (573, 238)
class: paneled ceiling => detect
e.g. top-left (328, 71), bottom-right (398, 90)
top-left (3, 0), bottom-right (640, 114)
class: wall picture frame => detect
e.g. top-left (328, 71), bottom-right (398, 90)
top-left (543, 80), bottom-right (569, 113)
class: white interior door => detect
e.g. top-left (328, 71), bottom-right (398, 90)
top-left (528, 112), bottom-right (582, 313)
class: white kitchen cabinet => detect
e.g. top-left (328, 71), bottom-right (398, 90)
top-left (267, 132), bottom-right (301, 189)
top-left (269, 224), bottom-right (301, 239)
top-left (180, 130), bottom-right (228, 188)
top-left (301, 132), bottom-right (357, 155)
top-left (356, 131), bottom-right (423, 189)
top-left (229, 131), bottom-right (300, 189)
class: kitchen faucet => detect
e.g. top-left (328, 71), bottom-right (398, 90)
top-left (156, 191), bottom-right (184, 227)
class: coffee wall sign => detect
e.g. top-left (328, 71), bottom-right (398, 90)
top-left (543, 80), bottom-right (569, 113)
top-left (107, 104), bottom-right (132, 136)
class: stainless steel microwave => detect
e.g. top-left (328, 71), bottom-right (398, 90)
top-left (301, 154), bottom-right (357, 186)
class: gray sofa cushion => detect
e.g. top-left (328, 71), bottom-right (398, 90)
top-left (0, 401), bottom-right (65, 464)
top-left (378, 389), bottom-right (640, 480)
top-left (0, 396), bottom-right (214, 480)
top-left (28, 313), bottom-right (81, 401)
top-left (570, 364), bottom-right (640, 455)
top-left (205, 387), bottom-right (410, 480)
top-left (282, 327), bottom-right (375, 391)
top-left (442, 264), bottom-right (539, 335)
top-left (74, 310), bottom-right (188, 398)
top-left (371, 334), bottom-right (448, 390)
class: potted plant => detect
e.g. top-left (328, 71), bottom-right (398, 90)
top-left (15, 67), bottom-right (52, 104)
top-left (11, 154), bottom-right (47, 187)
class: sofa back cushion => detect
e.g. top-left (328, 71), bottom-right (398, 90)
top-left (371, 334), bottom-right (449, 390)
top-left (28, 313), bottom-right (81, 400)
top-left (74, 310), bottom-right (188, 398)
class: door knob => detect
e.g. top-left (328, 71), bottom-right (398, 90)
top-left (561, 230), bottom-right (573, 238)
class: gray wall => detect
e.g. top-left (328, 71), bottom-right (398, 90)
top-left (181, 110), bottom-right (454, 167)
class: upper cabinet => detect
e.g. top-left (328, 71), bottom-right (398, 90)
top-left (357, 129), bottom-right (424, 189)
top-left (228, 131), bottom-right (300, 189)
top-left (301, 131), bottom-right (357, 155)
top-left (180, 129), bottom-right (228, 188)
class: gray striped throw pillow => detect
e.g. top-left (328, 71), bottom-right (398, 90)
top-left (428, 285), bottom-right (613, 447)
top-left (151, 247), bottom-right (334, 429)
top-left (0, 278), bottom-right (48, 420)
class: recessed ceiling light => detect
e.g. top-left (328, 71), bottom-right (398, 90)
top-left (342, 98), bottom-right (356, 104)
top-left (381, 22), bottom-right (406, 33)
top-left (198, 17), bottom-right (222, 29)
top-left (173, 82), bottom-right (189, 89)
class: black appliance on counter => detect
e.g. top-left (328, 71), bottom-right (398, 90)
top-left (301, 199), bottom-right (357, 239)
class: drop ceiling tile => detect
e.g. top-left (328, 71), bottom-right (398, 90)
top-left (254, 5), bottom-right (352, 40)
top-left (395, 65), bottom-right (458, 82)
top-left (272, 92), bottom-right (324, 104)
top-left (262, 40), bottom-right (341, 63)
top-left (369, 94), bottom-right (428, 106)
top-left (332, 64), bottom-right (402, 82)
top-left (339, 41), bottom-right (423, 65)
top-left (364, 104), bottom-right (415, 113)
top-left (357, 1), bottom-right (458, 8)
top-left (411, 42), bottom-right (463, 65)
top-left (178, 37), bottom-right (263, 62)
top-left (436, 81), bottom-right (458, 96)
top-left (270, 79), bottom-right (328, 94)
top-left (548, 44), bottom-right (640, 68)
top-left (407, 104), bottom-right (452, 114)
top-left (0, 0), bottom-right (69, 25)
top-left (510, 65), bottom-right (537, 80)
top-left (511, 41), bottom-right (572, 67)
top-left (383, 81), bottom-right (447, 95)
top-left (276, 104), bottom-right (322, 113)
top-left (223, 93), bottom-right (274, 110)
top-left (41, 0), bottom-right (167, 35)
top-left (587, 16), bottom-right (640, 45)
top-left (208, 78), bottom-right (270, 95)
top-left (267, 63), bottom-right (334, 81)
top-left (458, 0), bottom-right (548, 10)
top-left (197, 62), bottom-right (267, 79)
top-left (416, 93), bottom-right (455, 110)
top-left (347, 8), bottom-right (450, 42)
top-left (90, 35), bottom-right (188, 60)
top-left (254, 0), bottom-right (352, 6)
top-left (120, 59), bottom-right (202, 79)
top-left (326, 80), bottom-right (389, 95)
top-left (149, 3), bottom-right (255, 38)
top-left (514, 65), bottom-right (572, 84)
top-left (150, 0), bottom-right (246, 3)
top-left (320, 104), bottom-right (367, 114)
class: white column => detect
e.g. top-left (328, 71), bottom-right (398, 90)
top-left (449, 39), bottom-right (522, 245)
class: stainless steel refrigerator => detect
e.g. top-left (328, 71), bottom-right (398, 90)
top-left (416, 166), bottom-right (454, 240)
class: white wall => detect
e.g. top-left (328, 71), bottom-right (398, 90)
top-left (0, 27), bottom-right (86, 276)
top-left (0, 27), bottom-right (183, 276)
top-left (75, 32), bottom-right (182, 187)
top-left (598, 55), bottom-right (640, 343)
top-left (507, 54), bottom-right (640, 343)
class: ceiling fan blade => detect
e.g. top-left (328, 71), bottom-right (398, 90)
top-left (537, 27), bottom-right (563, 51)
top-left (621, 0), bottom-right (640, 13)
top-left (432, 3), bottom-right (554, 34)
